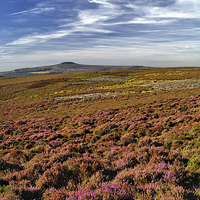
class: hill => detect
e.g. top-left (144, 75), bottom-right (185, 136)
top-left (0, 62), bottom-right (148, 77)
top-left (0, 67), bottom-right (200, 199)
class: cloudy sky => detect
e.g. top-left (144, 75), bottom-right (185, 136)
top-left (0, 0), bottom-right (200, 71)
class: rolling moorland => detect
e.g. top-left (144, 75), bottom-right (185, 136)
top-left (0, 62), bottom-right (148, 77)
top-left (0, 67), bottom-right (200, 199)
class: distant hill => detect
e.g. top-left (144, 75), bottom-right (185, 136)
top-left (0, 62), bottom-right (150, 77)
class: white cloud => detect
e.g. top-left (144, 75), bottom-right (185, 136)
top-left (7, 0), bottom-right (118, 46)
top-left (78, 11), bottom-right (109, 25)
top-left (127, 0), bottom-right (200, 20)
top-left (152, 0), bottom-right (200, 19)
top-left (86, 0), bottom-right (124, 24)
top-left (1, 39), bottom-right (200, 71)
top-left (1, 0), bottom-right (200, 71)
top-left (89, 0), bottom-right (113, 7)
top-left (10, 10), bottom-right (30, 16)
top-left (148, 6), bottom-right (200, 19)
top-left (6, 26), bottom-right (112, 46)
top-left (127, 18), bottom-right (174, 25)
top-left (6, 30), bottom-right (72, 45)
top-left (9, 7), bottom-right (55, 16)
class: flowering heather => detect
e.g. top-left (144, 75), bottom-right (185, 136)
top-left (49, 140), bottom-right (60, 148)
top-left (0, 68), bottom-right (200, 199)
top-left (66, 181), bottom-right (134, 200)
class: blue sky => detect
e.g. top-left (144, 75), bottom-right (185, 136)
top-left (0, 0), bottom-right (200, 71)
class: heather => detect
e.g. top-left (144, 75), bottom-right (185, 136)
top-left (0, 67), bottom-right (200, 199)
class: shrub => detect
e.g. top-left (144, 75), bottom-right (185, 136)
top-left (86, 171), bottom-right (106, 189)
top-left (66, 153), bottom-right (103, 180)
top-left (49, 140), bottom-right (60, 148)
top-left (14, 186), bottom-right (42, 200)
top-left (46, 133), bottom-right (63, 141)
top-left (120, 133), bottom-right (137, 146)
top-left (114, 168), bottom-right (135, 184)
top-left (6, 149), bottom-right (28, 164)
top-left (0, 193), bottom-right (21, 200)
top-left (66, 181), bottom-right (134, 200)
top-left (17, 162), bottom-right (48, 182)
top-left (137, 136), bottom-right (152, 147)
top-left (43, 188), bottom-right (67, 200)
top-left (36, 163), bottom-right (72, 190)
top-left (0, 179), bottom-right (9, 187)
top-left (93, 122), bottom-right (118, 136)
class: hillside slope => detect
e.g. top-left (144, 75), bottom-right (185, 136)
top-left (0, 67), bottom-right (200, 199)
top-left (0, 62), bottom-right (148, 77)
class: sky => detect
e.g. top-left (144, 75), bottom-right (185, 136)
top-left (0, 0), bottom-right (200, 71)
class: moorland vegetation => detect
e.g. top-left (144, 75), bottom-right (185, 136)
top-left (0, 67), bottom-right (200, 199)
